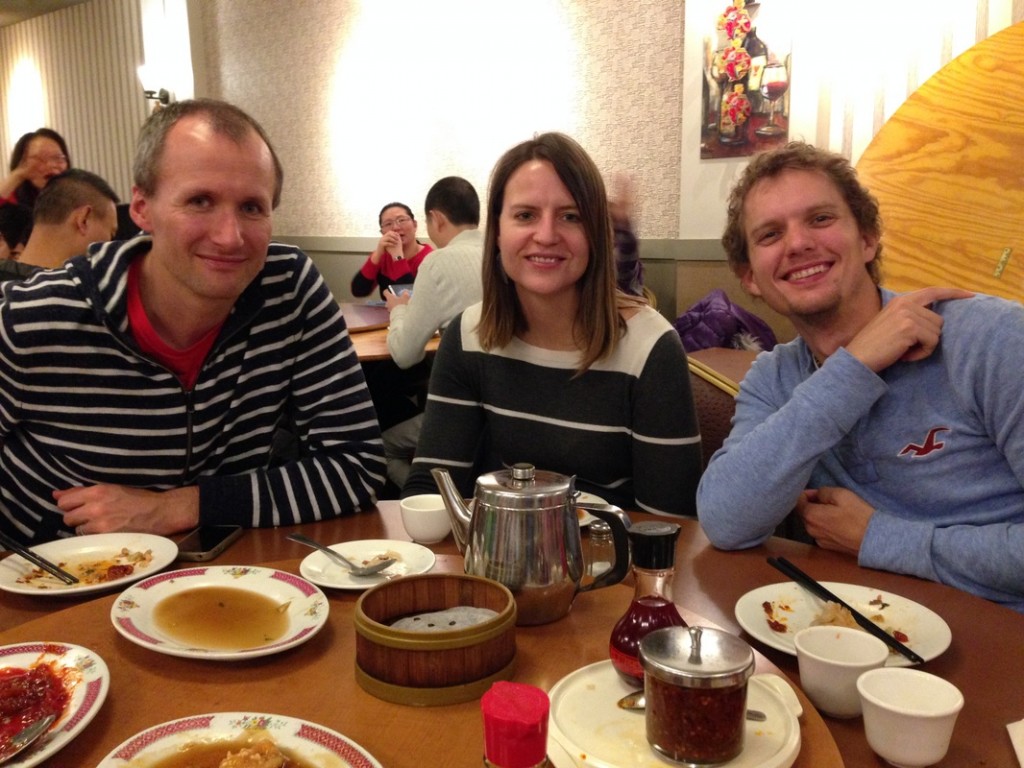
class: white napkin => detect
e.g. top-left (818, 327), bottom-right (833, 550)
top-left (1007, 718), bottom-right (1024, 766)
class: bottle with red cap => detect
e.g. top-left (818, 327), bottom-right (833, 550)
top-left (608, 520), bottom-right (686, 686)
top-left (481, 681), bottom-right (552, 768)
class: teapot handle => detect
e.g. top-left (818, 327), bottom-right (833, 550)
top-left (577, 504), bottom-right (631, 593)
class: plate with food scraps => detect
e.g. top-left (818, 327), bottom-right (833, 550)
top-left (547, 660), bottom-right (800, 768)
top-left (298, 538), bottom-right (435, 591)
top-left (735, 581), bottom-right (951, 667)
top-left (96, 711), bottom-right (382, 768)
top-left (0, 533), bottom-right (178, 597)
top-left (576, 492), bottom-right (608, 527)
top-left (0, 642), bottom-right (110, 768)
top-left (110, 565), bottom-right (328, 661)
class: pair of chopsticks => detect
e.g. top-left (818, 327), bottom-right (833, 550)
top-left (0, 530), bottom-right (79, 585)
top-left (767, 556), bottom-right (923, 665)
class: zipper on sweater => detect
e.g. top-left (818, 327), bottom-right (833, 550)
top-left (182, 389), bottom-right (195, 481)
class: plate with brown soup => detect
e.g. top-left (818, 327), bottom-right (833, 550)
top-left (735, 581), bottom-right (951, 667)
top-left (110, 566), bottom-right (329, 660)
top-left (96, 711), bottom-right (382, 768)
top-left (0, 533), bottom-right (178, 597)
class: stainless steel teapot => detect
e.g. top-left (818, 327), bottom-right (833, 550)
top-left (431, 463), bottom-right (631, 625)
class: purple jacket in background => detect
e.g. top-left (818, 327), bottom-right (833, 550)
top-left (674, 289), bottom-right (777, 352)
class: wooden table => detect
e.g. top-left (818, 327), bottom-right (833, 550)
top-left (339, 302), bottom-right (441, 362)
top-left (2, 506), bottom-right (1021, 767)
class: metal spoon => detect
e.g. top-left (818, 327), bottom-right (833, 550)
top-left (286, 533), bottom-right (396, 576)
top-left (616, 690), bottom-right (767, 722)
top-left (0, 714), bottom-right (56, 764)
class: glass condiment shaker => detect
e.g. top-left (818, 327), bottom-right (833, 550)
top-left (609, 521), bottom-right (686, 685)
top-left (587, 520), bottom-right (614, 578)
top-left (481, 681), bottom-right (552, 768)
top-left (640, 626), bottom-right (755, 764)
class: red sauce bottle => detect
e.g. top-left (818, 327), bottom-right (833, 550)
top-left (609, 521), bottom-right (686, 686)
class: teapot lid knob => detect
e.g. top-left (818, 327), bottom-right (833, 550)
top-left (510, 463), bottom-right (535, 481)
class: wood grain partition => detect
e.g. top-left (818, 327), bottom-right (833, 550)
top-left (856, 22), bottom-right (1024, 303)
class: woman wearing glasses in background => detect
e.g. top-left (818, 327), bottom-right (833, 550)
top-left (402, 133), bottom-right (702, 517)
top-left (1, 128), bottom-right (71, 209)
top-left (351, 202), bottom-right (434, 299)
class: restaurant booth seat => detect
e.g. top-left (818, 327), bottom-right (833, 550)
top-left (687, 347), bottom-right (757, 468)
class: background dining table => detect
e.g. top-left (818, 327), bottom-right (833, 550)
top-left (338, 301), bottom-right (441, 362)
top-left (1, 503), bottom-right (1021, 767)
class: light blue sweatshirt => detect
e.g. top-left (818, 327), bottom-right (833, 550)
top-left (697, 290), bottom-right (1024, 612)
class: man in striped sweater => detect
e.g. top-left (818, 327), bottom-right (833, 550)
top-left (0, 99), bottom-right (385, 544)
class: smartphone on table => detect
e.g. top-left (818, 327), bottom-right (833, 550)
top-left (175, 525), bottom-right (243, 562)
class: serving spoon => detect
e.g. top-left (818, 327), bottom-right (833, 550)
top-left (0, 714), bottom-right (56, 764)
top-left (286, 533), bottom-right (396, 576)
top-left (616, 690), bottom-right (767, 722)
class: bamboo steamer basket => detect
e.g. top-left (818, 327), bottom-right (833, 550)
top-left (354, 573), bottom-right (517, 706)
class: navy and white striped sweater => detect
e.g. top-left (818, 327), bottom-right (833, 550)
top-left (0, 236), bottom-right (385, 543)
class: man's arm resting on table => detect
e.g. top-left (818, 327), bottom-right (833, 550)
top-left (55, 484), bottom-right (199, 536)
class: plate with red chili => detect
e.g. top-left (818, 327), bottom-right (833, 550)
top-left (0, 642), bottom-right (110, 767)
top-left (735, 582), bottom-right (952, 667)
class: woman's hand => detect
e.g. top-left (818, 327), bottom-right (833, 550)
top-left (372, 231), bottom-right (401, 264)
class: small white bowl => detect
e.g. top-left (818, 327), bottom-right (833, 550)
top-left (794, 625), bottom-right (889, 718)
top-left (399, 493), bottom-right (452, 544)
top-left (857, 667), bottom-right (964, 767)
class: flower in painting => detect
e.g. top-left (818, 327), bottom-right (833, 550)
top-left (720, 39), bottom-right (751, 82)
top-left (721, 84), bottom-right (752, 127)
top-left (717, 1), bottom-right (752, 41)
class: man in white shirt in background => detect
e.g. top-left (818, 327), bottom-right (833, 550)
top-left (377, 176), bottom-right (481, 490)
top-left (385, 175), bottom-right (482, 368)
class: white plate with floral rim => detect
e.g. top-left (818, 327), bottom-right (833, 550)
top-left (547, 661), bottom-right (800, 768)
top-left (735, 581), bottom-right (951, 667)
top-left (110, 565), bottom-right (328, 660)
top-left (96, 712), bottom-right (382, 767)
top-left (0, 642), bottom-right (110, 768)
top-left (298, 538), bottom-right (434, 591)
top-left (0, 533), bottom-right (177, 597)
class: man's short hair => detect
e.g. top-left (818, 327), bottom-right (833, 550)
top-left (32, 169), bottom-right (119, 226)
top-left (722, 141), bottom-right (883, 285)
top-left (424, 176), bottom-right (480, 227)
top-left (133, 98), bottom-right (284, 208)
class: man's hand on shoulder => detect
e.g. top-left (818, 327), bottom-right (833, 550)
top-left (795, 487), bottom-right (874, 555)
top-left (55, 485), bottom-right (200, 536)
top-left (845, 287), bottom-right (974, 373)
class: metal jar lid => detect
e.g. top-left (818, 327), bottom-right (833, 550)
top-left (474, 463), bottom-right (575, 511)
top-left (640, 626), bottom-right (754, 689)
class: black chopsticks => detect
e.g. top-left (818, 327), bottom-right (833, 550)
top-left (0, 530), bottom-right (79, 585)
top-left (767, 556), bottom-right (923, 665)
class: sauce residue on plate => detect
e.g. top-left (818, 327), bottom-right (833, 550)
top-left (153, 586), bottom-right (289, 651)
top-left (16, 548), bottom-right (154, 588)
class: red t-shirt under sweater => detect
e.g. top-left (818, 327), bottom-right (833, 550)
top-left (126, 261), bottom-right (221, 390)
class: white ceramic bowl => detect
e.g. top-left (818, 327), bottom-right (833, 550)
top-left (794, 625), bottom-right (889, 718)
top-left (857, 667), bottom-right (964, 767)
top-left (399, 493), bottom-right (452, 544)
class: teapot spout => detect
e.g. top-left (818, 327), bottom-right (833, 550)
top-left (430, 468), bottom-right (472, 553)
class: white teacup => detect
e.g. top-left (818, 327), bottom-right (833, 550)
top-left (400, 494), bottom-right (451, 544)
top-left (794, 625), bottom-right (888, 718)
top-left (857, 667), bottom-right (963, 767)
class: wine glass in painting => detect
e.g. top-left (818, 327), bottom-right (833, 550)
top-left (756, 63), bottom-right (789, 137)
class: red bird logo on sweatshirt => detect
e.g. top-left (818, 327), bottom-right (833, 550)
top-left (898, 427), bottom-right (950, 458)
